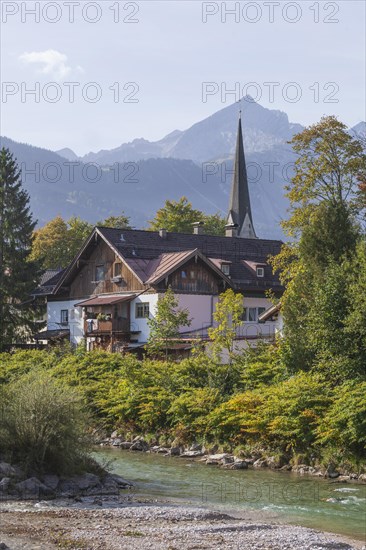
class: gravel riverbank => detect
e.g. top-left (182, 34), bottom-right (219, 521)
top-left (0, 498), bottom-right (364, 550)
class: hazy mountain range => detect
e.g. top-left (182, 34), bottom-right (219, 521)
top-left (2, 98), bottom-right (364, 240)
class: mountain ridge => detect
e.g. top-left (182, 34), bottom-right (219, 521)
top-left (56, 97), bottom-right (305, 165)
top-left (3, 99), bottom-right (365, 240)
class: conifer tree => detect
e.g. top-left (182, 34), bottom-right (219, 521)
top-left (0, 148), bottom-right (40, 350)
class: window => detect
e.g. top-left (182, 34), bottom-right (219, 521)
top-left (248, 307), bottom-right (257, 322)
top-left (95, 264), bottom-right (105, 282)
top-left (256, 267), bottom-right (265, 277)
top-left (221, 264), bottom-right (230, 276)
top-left (181, 270), bottom-right (187, 279)
top-left (135, 302), bottom-right (149, 318)
top-left (60, 309), bottom-right (68, 325)
top-left (241, 307), bottom-right (267, 323)
top-left (114, 262), bottom-right (122, 277)
top-left (258, 307), bottom-right (266, 323)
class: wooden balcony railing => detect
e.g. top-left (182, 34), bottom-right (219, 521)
top-left (84, 318), bottom-right (130, 335)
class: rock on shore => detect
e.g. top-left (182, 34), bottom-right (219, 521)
top-left (0, 461), bottom-right (132, 500)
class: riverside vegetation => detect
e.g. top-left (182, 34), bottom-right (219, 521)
top-left (0, 342), bottom-right (365, 477)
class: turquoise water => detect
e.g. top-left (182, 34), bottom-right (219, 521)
top-left (96, 449), bottom-right (366, 542)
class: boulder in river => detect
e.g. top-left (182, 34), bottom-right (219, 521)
top-left (130, 439), bottom-right (149, 451)
top-left (180, 450), bottom-right (205, 458)
top-left (207, 453), bottom-right (231, 462)
top-left (222, 459), bottom-right (248, 470)
top-left (170, 446), bottom-right (181, 456)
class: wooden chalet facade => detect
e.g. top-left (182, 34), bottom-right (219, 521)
top-left (37, 227), bottom-right (283, 352)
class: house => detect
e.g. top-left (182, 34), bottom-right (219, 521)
top-left (31, 269), bottom-right (69, 345)
top-left (35, 115), bottom-right (284, 353)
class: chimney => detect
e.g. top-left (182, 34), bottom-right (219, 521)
top-left (193, 221), bottom-right (205, 235)
top-left (225, 223), bottom-right (238, 237)
top-left (159, 228), bottom-right (167, 239)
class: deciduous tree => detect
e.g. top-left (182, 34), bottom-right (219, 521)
top-left (97, 213), bottom-right (131, 229)
top-left (208, 289), bottom-right (244, 363)
top-left (270, 117), bottom-right (366, 373)
top-left (148, 196), bottom-right (226, 235)
top-left (147, 287), bottom-right (191, 358)
top-left (30, 215), bottom-right (93, 270)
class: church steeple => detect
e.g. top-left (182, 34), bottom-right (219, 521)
top-left (227, 112), bottom-right (257, 239)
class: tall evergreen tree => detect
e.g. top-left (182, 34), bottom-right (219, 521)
top-left (0, 148), bottom-right (40, 350)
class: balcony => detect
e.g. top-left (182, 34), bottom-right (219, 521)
top-left (84, 318), bottom-right (130, 335)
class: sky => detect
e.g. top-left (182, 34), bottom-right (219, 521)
top-left (1, 0), bottom-right (365, 156)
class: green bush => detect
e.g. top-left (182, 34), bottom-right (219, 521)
top-left (168, 387), bottom-right (222, 440)
top-left (316, 380), bottom-right (366, 464)
top-left (0, 369), bottom-right (92, 475)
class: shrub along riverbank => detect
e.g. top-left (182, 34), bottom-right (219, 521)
top-left (1, 345), bottom-right (365, 476)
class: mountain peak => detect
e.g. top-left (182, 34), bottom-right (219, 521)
top-left (56, 148), bottom-right (79, 161)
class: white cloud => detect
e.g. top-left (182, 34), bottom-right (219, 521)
top-left (19, 50), bottom-right (78, 81)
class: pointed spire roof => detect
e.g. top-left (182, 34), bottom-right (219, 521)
top-left (227, 112), bottom-right (257, 239)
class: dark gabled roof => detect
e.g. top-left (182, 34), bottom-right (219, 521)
top-left (97, 227), bottom-right (283, 293)
top-left (40, 269), bottom-right (62, 286)
top-left (52, 226), bottom-right (283, 296)
top-left (31, 269), bottom-right (65, 297)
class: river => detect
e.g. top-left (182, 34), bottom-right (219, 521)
top-left (96, 448), bottom-right (366, 542)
